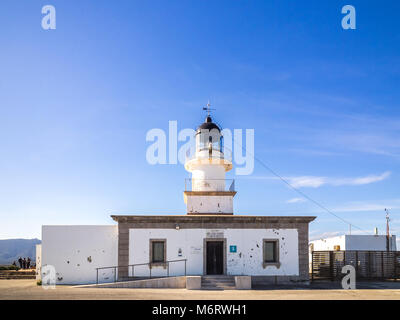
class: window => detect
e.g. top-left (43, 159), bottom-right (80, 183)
top-left (150, 239), bottom-right (166, 264)
top-left (196, 130), bottom-right (221, 152)
top-left (263, 240), bottom-right (279, 267)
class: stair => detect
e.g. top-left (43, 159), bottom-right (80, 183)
top-left (0, 270), bottom-right (36, 280)
top-left (201, 275), bottom-right (235, 290)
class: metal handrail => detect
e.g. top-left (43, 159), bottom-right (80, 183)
top-left (96, 258), bottom-right (187, 285)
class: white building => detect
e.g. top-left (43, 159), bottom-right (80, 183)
top-left (38, 114), bottom-right (315, 286)
top-left (310, 234), bottom-right (397, 252)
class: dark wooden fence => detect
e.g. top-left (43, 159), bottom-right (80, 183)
top-left (311, 250), bottom-right (400, 281)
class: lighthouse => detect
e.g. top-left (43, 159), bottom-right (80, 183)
top-left (39, 104), bottom-right (316, 286)
top-left (183, 111), bottom-right (236, 215)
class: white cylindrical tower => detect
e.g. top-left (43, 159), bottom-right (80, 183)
top-left (183, 115), bottom-right (236, 215)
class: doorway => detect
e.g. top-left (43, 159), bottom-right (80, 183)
top-left (206, 241), bottom-right (224, 275)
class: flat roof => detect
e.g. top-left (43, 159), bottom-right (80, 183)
top-left (111, 215), bottom-right (316, 224)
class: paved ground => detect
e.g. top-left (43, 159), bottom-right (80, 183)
top-left (1, 280), bottom-right (400, 300)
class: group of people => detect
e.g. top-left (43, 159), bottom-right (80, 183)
top-left (12, 257), bottom-right (32, 269)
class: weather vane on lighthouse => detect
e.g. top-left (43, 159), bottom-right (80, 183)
top-left (202, 100), bottom-right (216, 117)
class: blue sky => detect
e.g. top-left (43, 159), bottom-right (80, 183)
top-left (0, 0), bottom-right (399, 245)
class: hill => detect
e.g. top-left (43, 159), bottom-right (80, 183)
top-left (0, 238), bottom-right (41, 265)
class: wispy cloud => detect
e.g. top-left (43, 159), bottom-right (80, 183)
top-left (248, 171), bottom-right (391, 188)
top-left (331, 199), bottom-right (400, 213)
top-left (321, 133), bottom-right (400, 157)
top-left (252, 92), bottom-right (400, 158)
top-left (310, 230), bottom-right (369, 241)
top-left (290, 171), bottom-right (391, 188)
top-left (287, 176), bottom-right (326, 188)
top-left (286, 197), bottom-right (306, 204)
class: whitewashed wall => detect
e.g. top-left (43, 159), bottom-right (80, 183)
top-left (186, 195), bottom-right (233, 214)
top-left (310, 236), bottom-right (346, 251)
top-left (41, 225), bottom-right (118, 284)
top-left (191, 165), bottom-right (226, 186)
top-left (129, 228), bottom-right (299, 277)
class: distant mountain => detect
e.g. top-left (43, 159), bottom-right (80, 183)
top-left (0, 239), bottom-right (41, 265)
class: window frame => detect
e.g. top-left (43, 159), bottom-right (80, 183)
top-left (149, 239), bottom-right (167, 267)
top-left (262, 239), bottom-right (280, 268)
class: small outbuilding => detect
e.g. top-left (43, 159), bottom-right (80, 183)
top-left (310, 234), bottom-right (397, 252)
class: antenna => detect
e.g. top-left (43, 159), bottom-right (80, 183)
top-left (202, 100), bottom-right (216, 117)
top-left (385, 208), bottom-right (390, 251)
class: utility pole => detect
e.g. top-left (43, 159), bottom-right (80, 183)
top-left (385, 208), bottom-right (390, 251)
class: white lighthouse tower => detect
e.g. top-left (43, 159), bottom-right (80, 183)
top-left (184, 107), bottom-right (236, 215)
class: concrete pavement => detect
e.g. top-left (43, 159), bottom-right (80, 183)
top-left (1, 280), bottom-right (400, 300)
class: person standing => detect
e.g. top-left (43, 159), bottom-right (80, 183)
top-left (22, 258), bottom-right (26, 269)
top-left (18, 257), bottom-right (22, 269)
top-left (27, 257), bottom-right (31, 269)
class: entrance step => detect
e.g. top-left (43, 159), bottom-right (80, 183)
top-left (201, 276), bottom-right (235, 290)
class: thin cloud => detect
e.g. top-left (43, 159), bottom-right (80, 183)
top-left (331, 199), bottom-right (400, 213)
top-left (331, 171), bottom-right (391, 186)
top-left (248, 171), bottom-right (391, 188)
top-left (310, 230), bottom-right (369, 241)
top-left (289, 171), bottom-right (391, 188)
top-left (286, 197), bottom-right (306, 204)
top-left (287, 176), bottom-right (326, 188)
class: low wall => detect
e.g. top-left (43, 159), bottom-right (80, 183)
top-left (186, 276), bottom-right (201, 289)
top-left (235, 276), bottom-right (251, 289)
top-left (251, 275), bottom-right (310, 287)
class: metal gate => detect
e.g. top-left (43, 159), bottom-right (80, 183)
top-left (311, 250), bottom-right (400, 281)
